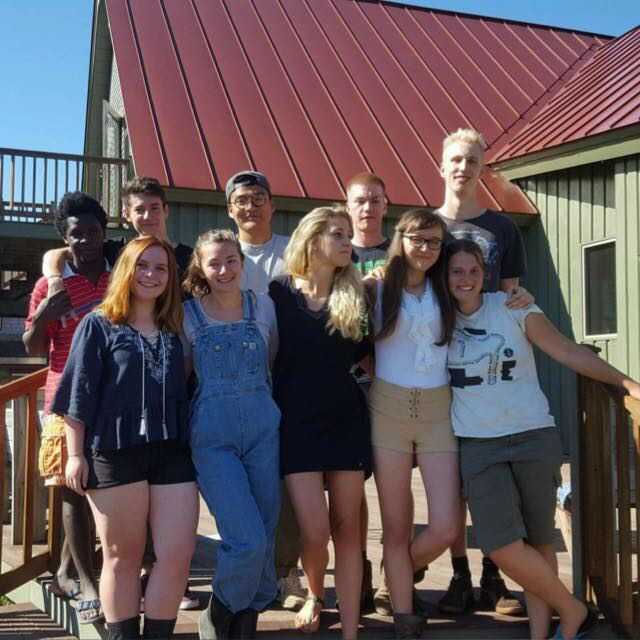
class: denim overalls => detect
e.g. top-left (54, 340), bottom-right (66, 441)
top-left (186, 292), bottom-right (281, 613)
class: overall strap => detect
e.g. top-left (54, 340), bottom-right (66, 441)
top-left (242, 290), bottom-right (257, 322)
top-left (185, 298), bottom-right (209, 331)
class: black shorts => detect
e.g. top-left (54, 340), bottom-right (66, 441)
top-left (86, 440), bottom-right (196, 490)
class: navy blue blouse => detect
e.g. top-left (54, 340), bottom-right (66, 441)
top-left (51, 312), bottom-right (188, 452)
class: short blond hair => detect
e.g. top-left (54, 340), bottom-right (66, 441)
top-left (442, 128), bottom-right (487, 157)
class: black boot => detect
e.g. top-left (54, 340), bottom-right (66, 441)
top-left (107, 616), bottom-right (141, 640)
top-left (393, 613), bottom-right (425, 639)
top-left (229, 609), bottom-right (258, 639)
top-left (142, 616), bottom-right (177, 638)
top-left (199, 593), bottom-right (234, 640)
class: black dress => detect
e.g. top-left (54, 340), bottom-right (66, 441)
top-left (269, 276), bottom-right (372, 476)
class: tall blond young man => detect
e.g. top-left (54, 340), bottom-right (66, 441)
top-left (225, 170), bottom-right (306, 612)
top-left (436, 128), bottom-right (529, 616)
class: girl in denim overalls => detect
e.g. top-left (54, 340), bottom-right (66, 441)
top-left (182, 230), bottom-right (280, 640)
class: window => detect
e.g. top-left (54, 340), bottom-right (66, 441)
top-left (583, 240), bottom-right (616, 338)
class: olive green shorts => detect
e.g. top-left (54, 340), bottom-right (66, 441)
top-left (460, 427), bottom-right (562, 555)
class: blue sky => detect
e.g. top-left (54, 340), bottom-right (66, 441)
top-left (0, 1), bottom-right (637, 156)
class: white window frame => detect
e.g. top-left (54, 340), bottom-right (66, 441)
top-left (582, 238), bottom-right (617, 341)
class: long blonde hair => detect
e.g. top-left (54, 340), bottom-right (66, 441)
top-left (98, 236), bottom-right (183, 333)
top-left (183, 229), bottom-right (244, 298)
top-left (285, 206), bottom-right (366, 341)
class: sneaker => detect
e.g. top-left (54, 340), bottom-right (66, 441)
top-left (180, 588), bottom-right (200, 610)
top-left (479, 575), bottom-right (524, 615)
top-left (437, 574), bottom-right (475, 614)
top-left (278, 568), bottom-right (306, 611)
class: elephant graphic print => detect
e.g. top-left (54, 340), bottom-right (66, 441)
top-left (447, 292), bottom-right (555, 439)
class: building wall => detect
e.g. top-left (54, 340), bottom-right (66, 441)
top-left (517, 156), bottom-right (639, 447)
top-left (165, 202), bottom-right (308, 248)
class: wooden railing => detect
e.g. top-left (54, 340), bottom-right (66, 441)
top-left (0, 368), bottom-right (62, 595)
top-left (0, 146), bottom-right (130, 225)
top-left (578, 374), bottom-right (639, 638)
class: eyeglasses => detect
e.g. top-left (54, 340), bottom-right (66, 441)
top-left (403, 235), bottom-right (443, 250)
top-left (230, 194), bottom-right (268, 208)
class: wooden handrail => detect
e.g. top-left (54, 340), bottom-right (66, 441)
top-left (578, 376), bottom-right (639, 638)
top-left (0, 367), bottom-right (61, 595)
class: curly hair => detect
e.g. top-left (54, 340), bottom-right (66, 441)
top-left (53, 191), bottom-right (107, 238)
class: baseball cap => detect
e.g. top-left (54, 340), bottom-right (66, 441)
top-left (225, 171), bottom-right (271, 202)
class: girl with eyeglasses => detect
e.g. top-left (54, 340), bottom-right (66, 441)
top-left (366, 209), bottom-right (459, 639)
top-left (52, 237), bottom-right (198, 640)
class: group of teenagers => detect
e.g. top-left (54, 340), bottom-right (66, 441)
top-left (23, 128), bottom-right (640, 640)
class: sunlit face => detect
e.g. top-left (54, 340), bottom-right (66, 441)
top-left (200, 241), bottom-right (243, 294)
top-left (448, 251), bottom-right (485, 306)
top-left (227, 185), bottom-right (275, 237)
top-left (440, 141), bottom-right (484, 197)
top-left (346, 182), bottom-right (387, 237)
top-left (402, 225), bottom-right (444, 275)
top-left (313, 216), bottom-right (354, 269)
top-left (132, 245), bottom-right (169, 302)
top-left (124, 194), bottom-right (169, 240)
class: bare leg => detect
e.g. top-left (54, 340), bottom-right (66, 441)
top-left (410, 453), bottom-right (461, 570)
top-left (327, 471), bottom-right (365, 640)
top-left (373, 447), bottom-right (414, 614)
top-left (523, 544), bottom-right (557, 639)
top-left (490, 540), bottom-right (587, 640)
top-left (286, 473), bottom-right (329, 632)
top-left (87, 481), bottom-right (148, 622)
top-left (144, 482), bottom-right (199, 619)
top-left (51, 538), bottom-right (77, 597)
top-left (62, 487), bottom-right (99, 601)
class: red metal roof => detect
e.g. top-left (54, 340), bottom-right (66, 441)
top-left (491, 26), bottom-right (640, 163)
top-left (104, 0), bottom-right (609, 213)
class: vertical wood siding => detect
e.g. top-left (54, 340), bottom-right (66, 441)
top-left (518, 157), bottom-right (639, 448)
top-left (166, 202), bottom-right (306, 248)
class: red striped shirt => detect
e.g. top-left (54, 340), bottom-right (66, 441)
top-left (25, 268), bottom-right (110, 412)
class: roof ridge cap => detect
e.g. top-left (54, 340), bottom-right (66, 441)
top-left (486, 39), bottom-right (604, 161)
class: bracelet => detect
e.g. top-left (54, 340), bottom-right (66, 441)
top-left (68, 453), bottom-right (84, 458)
top-left (47, 275), bottom-right (63, 280)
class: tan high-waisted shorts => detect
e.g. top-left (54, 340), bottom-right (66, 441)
top-left (369, 378), bottom-right (457, 454)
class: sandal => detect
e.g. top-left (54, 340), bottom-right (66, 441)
top-left (48, 578), bottom-right (80, 600)
top-left (76, 599), bottom-right (104, 625)
top-left (553, 607), bottom-right (598, 639)
top-left (295, 595), bottom-right (324, 633)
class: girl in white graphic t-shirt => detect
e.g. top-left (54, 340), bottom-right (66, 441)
top-left (445, 238), bottom-right (640, 640)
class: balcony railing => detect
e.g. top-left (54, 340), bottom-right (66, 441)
top-left (0, 147), bottom-right (130, 226)
top-left (578, 375), bottom-right (639, 638)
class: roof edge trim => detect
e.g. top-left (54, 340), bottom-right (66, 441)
top-left (491, 125), bottom-right (640, 179)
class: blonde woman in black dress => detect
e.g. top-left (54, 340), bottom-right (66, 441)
top-left (269, 206), bottom-right (370, 640)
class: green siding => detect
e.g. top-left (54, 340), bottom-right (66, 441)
top-left (518, 158), bottom-right (639, 447)
top-left (166, 202), bottom-right (307, 248)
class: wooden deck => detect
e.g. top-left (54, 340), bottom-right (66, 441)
top-left (1, 467), bottom-right (624, 638)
